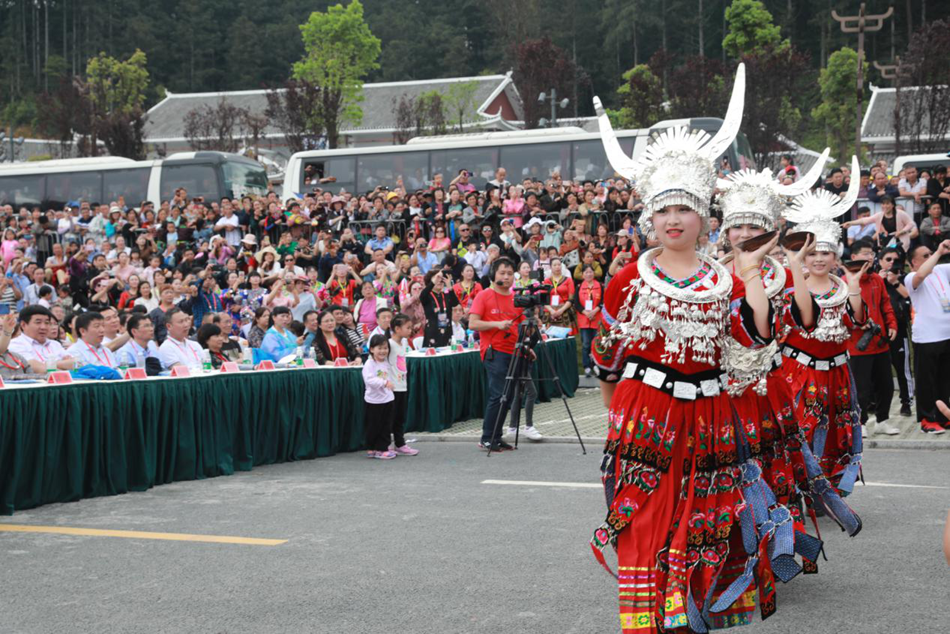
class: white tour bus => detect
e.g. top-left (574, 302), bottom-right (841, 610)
top-left (283, 117), bottom-right (756, 197)
top-left (0, 151), bottom-right (269, 211)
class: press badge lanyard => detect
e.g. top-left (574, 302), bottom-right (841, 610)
top-left (84, 341), bottom-right (112, 366)
top-left (172, 338), bottom-right (200, 363)
top-left (931, 272), bottom-right (950, 312)
top-left (0, 353), bottom-right (25, 371)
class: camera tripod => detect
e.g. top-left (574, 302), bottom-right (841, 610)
top-left (487, 309), bottom-right (587, 457)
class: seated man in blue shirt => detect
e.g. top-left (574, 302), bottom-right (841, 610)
top-left (847, 206), bottom-right (878, 247)
top-left (410, 237), bottom-right (439, 274)
top-left (363, 224), bottom-right (394, 260)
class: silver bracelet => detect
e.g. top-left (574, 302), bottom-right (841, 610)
top-left (848, 291), bottom-right (861, 297)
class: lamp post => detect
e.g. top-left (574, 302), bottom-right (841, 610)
top-left (832, 3), bottom-right (894, 161)
top-left (537, 89), bottom-right (570, 128)
top-left (873, 57), bottom-right (912, 157)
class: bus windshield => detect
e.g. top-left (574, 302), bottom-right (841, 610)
top-left (223, 159), bottom-right (269, 199)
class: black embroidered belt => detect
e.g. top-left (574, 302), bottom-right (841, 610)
top-left (619, 355), bottom-right (728, 401)
top-left (781, 344), bottom-right (850, 370)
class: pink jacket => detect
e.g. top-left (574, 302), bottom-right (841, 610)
top-left (851, 210), bottom-right (918, 251)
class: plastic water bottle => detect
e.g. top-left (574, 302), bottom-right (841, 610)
top-left (296, 346), bottom-right (305, 366)
top-left (466, 329), bottom-right (475, 349)
top-left (201, 349), bottom-right (212, 372)
top-left (135, 350), bottom-right (146, 369)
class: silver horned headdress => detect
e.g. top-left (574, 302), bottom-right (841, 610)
top-left (717, 148), bottom-right (830, 232)
top-left (783, 155), bottom-right (860, 252)
top-left (593, 63), bottom-right (746, 238)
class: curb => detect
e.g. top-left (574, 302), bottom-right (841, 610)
top-left (412, 435), bottom-right (604, 445)
top-left (864, 438), bottom-right (950, 450)
top-left (413, 435), bottom-right (950, 450)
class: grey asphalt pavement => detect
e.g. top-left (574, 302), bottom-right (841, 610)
top-left (1, 445), bottom-right (948, 634)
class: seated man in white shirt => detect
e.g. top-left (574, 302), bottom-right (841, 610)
top-left (66, 311), bottom-right (118, 368)
top-left (99, 306), bottom-right (130, 351)
top-left (158, 307), bottom-right (203, 370)
top-left (118, 313), bottom-right (161, 369)
top-left (8, 305), bottom-right (76, 371)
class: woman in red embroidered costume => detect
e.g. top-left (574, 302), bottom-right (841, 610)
top-left (780, 156), bottom-right (866, 512)
top-left (590, 65), bottom-right (795, 632)
top-left (713, 155), bottom-right (861, 607)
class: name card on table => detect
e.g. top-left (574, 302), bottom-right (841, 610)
top-left (170, 366), bottom-right (191, 378)
top-left (333, 358), bottom-right (349, 367)
top-left (124, 368), bottom-right (148, 380)
top-left (0, 376), bottom-right (5, 388)
top-left (220, 362), bottom-right (240, 373)
top-left (47, 371), bottom-right (73, 385)
top-left (425, 348), bottom-right (438, 356)
top-left (256, 360), bottom-right (276, 371)
top-left (302, 358), bottom-right (318, 368)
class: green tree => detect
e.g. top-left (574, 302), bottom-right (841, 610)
top-left (811, 47), bottom-right (859, 162)
top-left (293, 0), bottom-right (381, 148)
top-left (86, 49), bottom-right (149, 114)
top-left (86, 49), bottom-right (149, 158)
top-left (614, 64), bottom-right (665, 128)
top-left (444, 80), bottom-right (480, 132)
top-left (723, 0), bottom-right (784, 58)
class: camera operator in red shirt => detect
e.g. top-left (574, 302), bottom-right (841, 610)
top-left (469, 257), bottom-right (528, 451)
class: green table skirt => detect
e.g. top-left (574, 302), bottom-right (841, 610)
top-left (0, 338), bottom-right (578, 514)
top-left (406, 337), bottom-right (578, 433)
top-left (0, 369), bottom-right (365, 515)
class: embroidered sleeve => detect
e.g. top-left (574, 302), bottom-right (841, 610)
top-left (844, 298), bottom-right (868, 329)
top-left (591, 262), bottom-right (639, 380)
top-left (784, 293), bottom-right (821, 333)
top-left (730, 278), bottom-right (773, 348)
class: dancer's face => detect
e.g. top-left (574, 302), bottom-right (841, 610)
top-left (805, 250), bottom-right (835, 276)
top-left (653, 205), bottom-right (701, 251)
top-left (727, 224), bottom-right (765, 246)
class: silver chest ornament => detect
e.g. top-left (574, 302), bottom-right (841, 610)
top-left (802, 275), bottom-right (850, 343)
top-left (610, 249), bottom-right (733, 367)
top-left (722, 257), bottom-right (786, 396)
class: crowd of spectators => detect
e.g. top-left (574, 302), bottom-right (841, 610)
top-left (1, 156), bottom-right (949, 434)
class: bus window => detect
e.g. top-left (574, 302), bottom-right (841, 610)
top-left (501, 143), bottom-right (570, 183)
top-left (573, 139), bottom-right (634, 182)
top-left (431, 148), bottom-right (498, 189)
top-left (0, 175), bottom-right (45, 208)
top-left (733, 133), bottom-right (755, 170)
top-left (46, 171), bottom-right (103, 209)
top-left (160, 163), bottom-right (219, 202)
top-left (358, 152), bottom-right (428, 193)
top-left (302, 157), bottom-right (355, 195)
top-left (103, 168), bottom-right (151, 205)
top-left (222, 160), bottom-right (268, 199)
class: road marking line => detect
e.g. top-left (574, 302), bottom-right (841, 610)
top-left (482, 479), bottom-right (948, 491)
top-left (482, 479), bottom-right (601, 489)
top-left (0, 524), bottom-right (287, 546)
top-left (861, 482), bottom-right (948, 490)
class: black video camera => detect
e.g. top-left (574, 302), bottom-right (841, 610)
top-left (513, 283), bottom-right (553, 309)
